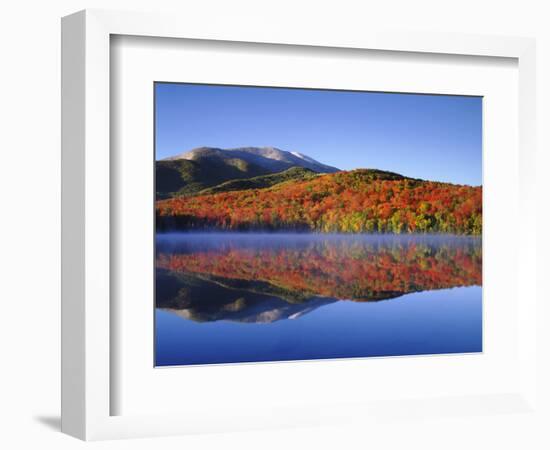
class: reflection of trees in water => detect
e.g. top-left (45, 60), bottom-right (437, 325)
top-left (156, 239), bottom-right (482, 305)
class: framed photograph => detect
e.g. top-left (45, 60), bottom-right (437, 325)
top-left (62, 9), bottom-right (538, 440)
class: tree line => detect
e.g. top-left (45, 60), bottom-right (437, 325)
top-left (156, 169), bottom-right (482, 235)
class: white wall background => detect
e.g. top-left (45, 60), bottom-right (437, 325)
top-left (0, 1), bottom-right (548, 449)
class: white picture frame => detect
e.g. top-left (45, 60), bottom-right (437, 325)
top-left (61, 9), bottom-right (538, 441)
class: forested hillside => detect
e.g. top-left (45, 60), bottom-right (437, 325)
top-left (156, 146), bottom-right (339, 199)
top-left (156, 169), bottom-right (482, 234)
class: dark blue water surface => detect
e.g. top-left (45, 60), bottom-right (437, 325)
top-left (155, 233), bottom-right (482, 366)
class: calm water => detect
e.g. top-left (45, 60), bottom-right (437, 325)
top-left (155, 233), bottom-right (482, 366)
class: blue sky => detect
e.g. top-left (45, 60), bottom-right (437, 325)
top-left (155, 83), bottom-right (482, 186)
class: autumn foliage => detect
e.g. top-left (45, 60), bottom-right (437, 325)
top-left (156, 238), bottom-right (482, 301)
top-left (156, 169), bottom-right (482, 234)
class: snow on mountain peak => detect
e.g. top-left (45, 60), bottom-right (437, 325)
top-left (164, 146), bottom-right (340, 173)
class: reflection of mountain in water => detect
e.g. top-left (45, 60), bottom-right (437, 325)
top-left (157, 270), bottom-right (336, 323)
top-left (156, 235), bottom-right (482, 324)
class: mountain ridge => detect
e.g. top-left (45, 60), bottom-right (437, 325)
top-left (156, 146), bottom-right (340, 199)
top-left (162, 146), bottom-right (340, 174)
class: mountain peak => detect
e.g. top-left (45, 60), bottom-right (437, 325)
top-left (163, 146), bottom-right (340, 174)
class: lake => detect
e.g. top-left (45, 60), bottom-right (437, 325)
top-left (155, 233), bottom-right (482, 366)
